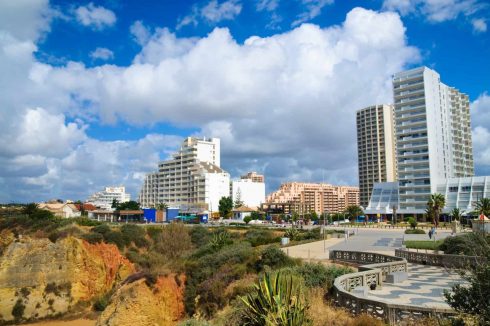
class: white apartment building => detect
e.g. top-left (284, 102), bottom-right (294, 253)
top-left (232, 178), bottom-right (265, 209)
top-left (138, 172), bottom-right (158, 208)
top-left (138, 137), bottom-right (230, 212)
top-left (393, 66), bottom-right (473, 215)
top-left (367, 177), bottom-right (490, 216)
top-left (356, 104), bottom-right (397, 207)
top-left (87, 186), bottom-right (131, 210)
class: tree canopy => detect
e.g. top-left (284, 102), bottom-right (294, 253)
top-left (427, 193), bottom-right (445, 226)
top-left (344, 205), bottom-right (363, 221)
top-left (218, 196), bottom-right (233, 218)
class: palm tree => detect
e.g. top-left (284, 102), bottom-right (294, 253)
top-left (450, 208), bottom-right (463, 222)
top-left (156, 202), bottom-right (168, 211)
top-left (344, 205), bottom-right (363, 222)
top-left (475, 198), bottom-right (490, 217)
top-left (427, 193), bottom-right (445, 227)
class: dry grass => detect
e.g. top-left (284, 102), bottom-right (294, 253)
top-left (307, 287), bottom-right (384, 326)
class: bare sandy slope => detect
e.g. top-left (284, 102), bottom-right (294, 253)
top-left (24, 319), bottom-right (96, 326)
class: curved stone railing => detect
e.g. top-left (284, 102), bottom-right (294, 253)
top-left (330, 250), bottom-right (455, 324)
top-left (395, 248), bottom-right (480, 269)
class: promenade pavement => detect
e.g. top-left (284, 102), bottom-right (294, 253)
top-left (283, 228), bottom-right (465, 310)
top-left (283, 227), bottom-right (454, 259)
top-left (367, 263), bottom-right (463, 309)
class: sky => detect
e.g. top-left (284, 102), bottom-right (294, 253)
top-left (0, 0), bottom-right (489, 203)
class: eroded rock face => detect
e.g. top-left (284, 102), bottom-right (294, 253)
top-left (96, 274), bottom-right (185, 326)
top-left (0, 236), bottom-right (134, 323)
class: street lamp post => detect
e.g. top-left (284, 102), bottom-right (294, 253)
top-left (323, 211), bottom-right (327, 252)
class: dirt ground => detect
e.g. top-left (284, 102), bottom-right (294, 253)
top-left (24, 319), bottom-right (96, 326)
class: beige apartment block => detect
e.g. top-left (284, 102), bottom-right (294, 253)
top-left (265, 182), bottom-right (359, 215)
top-left (356, 104), bottom-right (397, 208)
top-left (241, 171), bottom-right (265, 183)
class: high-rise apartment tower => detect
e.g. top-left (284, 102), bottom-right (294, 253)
top-left (393, 67), bottom-right (473, 214)
top-left (356, 104), bottom-right (397, 207)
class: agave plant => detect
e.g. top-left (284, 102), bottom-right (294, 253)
top-left (209, 230), bottom-right (231, 249)
top-left (240, 272), bottom-right (310, 326)
top-left (284, 228), bottom-right (299, 240)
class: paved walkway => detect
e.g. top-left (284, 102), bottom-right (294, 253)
top-left (283, 228), bottom-right (455, 259)
top-left (366, 264), bottom-right (463, 309)
top-left (284, 229), bottom-right (465, 310)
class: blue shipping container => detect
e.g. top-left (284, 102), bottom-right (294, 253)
top-left (143, 209), bottom-right (156, 223)
top-left (199, 214), bottom-right (208, 223)
top-left (166, 208), bottom-right (179, 221)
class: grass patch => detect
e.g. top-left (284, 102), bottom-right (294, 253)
top-left (404, 240), bottom-right (444, 250)
top-left (404, 228), bottom-right (426, 234)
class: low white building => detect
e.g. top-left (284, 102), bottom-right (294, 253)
top-left (232, 178), bottom-right (265, 209)
top-left (436, 176), bottom-right (490, 213)
top-left (87, 186), bottom-right (130, 210)
top-left (364, 182), bottom-right (399, 216)
top-left (367, 176), bottom-right (490, 218)
top-left (38, 203), bottom-right (81, 218)
top-left (232, 206), bottom-right (256, 220)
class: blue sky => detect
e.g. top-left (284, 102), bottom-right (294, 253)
top-left (0, 0), bottom-right (489, 202)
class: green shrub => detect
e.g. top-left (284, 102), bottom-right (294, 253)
top-left (404, 228), bottom-right (425, 234)
top-left (74, 218), bottom-right (101, 227)
top-left (82, 232), bottom-right (104, 244)
top-left (245, 229), bottom-right (279, 247)
top-left (284, 228), bottom-right (299, 240)
top-left (404, 240), bottom-right (443, 250)
top-left (240, 272), bottom-right (309, 326)
top-left (189, 225), bottom-right (211, 246)
top-left (210, 230), bottom-right (232, 249)
top-left (12, 299), bottom-right (25, 320)
top-left (146, 226), bottom-right (163, 242)
top-left (243, 216), bottom-right (252, 224)
top-left (184, 242), bottom-right (257, 316)
top-left (92, 224), bottom-right (111, 236)
top-left (93, 296), bottom-right (109, 311)
top-left (439, 234), bottom-right (489, 255)
top-left (155, 223), bottom-right (193, 260)
top-left (104, 231), bottom-right (125, 249)
top-left (407, 217), bottom-right (417, 229)
top-left (121, 224), bottom-right (147, 247)
top-left (256, 246), bottom-right (297, 271)
top-left (292, 263), bottom-right (353, 290)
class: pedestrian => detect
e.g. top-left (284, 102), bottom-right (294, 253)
top-left (428, 229), bottom-right (432, 239)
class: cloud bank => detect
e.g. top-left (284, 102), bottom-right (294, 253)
top-left (0, 2), bottom-right (425, 202)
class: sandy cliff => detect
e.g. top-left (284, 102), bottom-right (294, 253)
top-left (96, 274), bottom-right (185, 326)
top-left (0, 235), bottom-right (134, 324)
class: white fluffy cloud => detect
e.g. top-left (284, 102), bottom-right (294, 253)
top-left (472, 18), bottom-right (487, 32)
top-left (0, 2), bottom-right (423, 202)
top-left (89, 47), bottom-right (114, 60)
top-left (177, 0), bottom-right (242, 29)
top-left (130, 20), bottom-right (151, 45)
top-left (292, 0), bottom-right (334, 26)
top-left (382, 0), bottom-right (487, 28)
top-left (75, 2), bottom-right (116, 30)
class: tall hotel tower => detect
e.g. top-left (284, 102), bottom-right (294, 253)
top-left (356, 105), bottom-right (397, 207)
top-left (393, 67), bottom-right (473, 214)
top-left (138, 137), bottom-right (230, 212)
